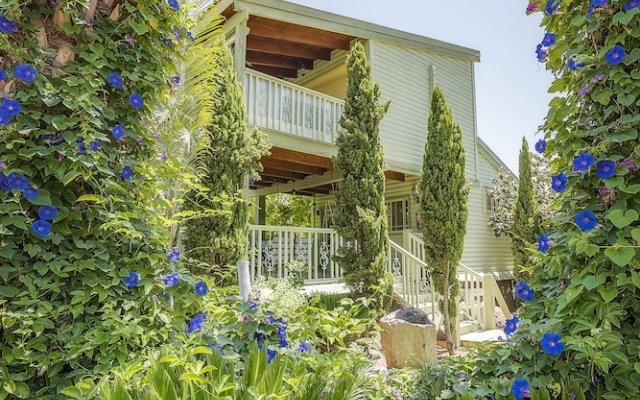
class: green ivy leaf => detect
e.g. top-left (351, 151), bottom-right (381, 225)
top-left (598, 285), bottom-right (619, 303)
top-left (583, 275), bottom-right (606, 291)
top-left (607, 209), bottom-right (639, 229)
top-left (605, 245), bottom-right (636, 267)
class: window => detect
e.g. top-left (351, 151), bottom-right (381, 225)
top-left (485, 187), bottom-right (498, 214)
top-left (386, 199), bottom-right (409, 232)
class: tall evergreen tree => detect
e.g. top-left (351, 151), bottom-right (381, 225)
top-left (419, 86), bottom-right (468, 355)
top-left (183, 43), bottom-right (268, 277)
top-left (333, 42), bottom-right (390, 298)
top-left (511, 138), bottom-right (537, 278)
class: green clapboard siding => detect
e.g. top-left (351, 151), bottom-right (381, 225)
top-left (369, 40), bottom-right (477, 179)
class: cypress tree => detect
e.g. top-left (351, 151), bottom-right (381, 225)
top-left (511, 138), bottom-right (537, 278)
top-left (333, 42), bottom-right (390, 298)
top-left (183, 43), bottom-right (267, 277)
top-left (419, 86), bottom-right (469, 354)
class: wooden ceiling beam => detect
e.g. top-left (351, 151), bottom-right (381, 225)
top-left (248, 16), bottom-right (352, 50)
top-left (268, 147), bottom-right (334, 170)
top-left (257, 176), bottom-right (291, 185)
top-left (251, 65), bottom-right (299, 79)
top-left (298, 187), bottom-right (332, 195)
top-left (384, 171), bottom-right (406, 182)
top-left (261, 158), bottom-right (327, 175)
top-left (261, 167), bottom-right (308, 181)
top-left (253, 180), bottom-right (273, 187)
top-left (247, 50), bottom-right (314, 70)
top-left (247, 35), bottom-right (332, 61)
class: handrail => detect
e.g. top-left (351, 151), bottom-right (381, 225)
top-left (248, 224), bottom-right (336, 234)
top-left (389, 240), bottom-right (428, 267)
top-left (246, 69), bottom-right (346, 105)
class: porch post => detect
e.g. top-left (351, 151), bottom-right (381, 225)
top-left (482, 275), bottom-right (497, 329)
top-left (255, 195), bottom-right (266, 225)
top-left (232, 12), bottom-right (248, 82)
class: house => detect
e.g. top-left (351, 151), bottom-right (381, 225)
top-left (211, 0), bottom-right (514, 330)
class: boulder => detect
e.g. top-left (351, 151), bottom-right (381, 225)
top-left (379, 308), bottom-right (436, 368)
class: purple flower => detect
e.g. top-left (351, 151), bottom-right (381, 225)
top-left (0, 15), bottom-right (17, 33)
top-left (576, 210), bottom-right (597, 231)
top-left (77, 142), bottom-right (87, 153)
top-left (187, 312), bottom-right (207, 334)
top-left (526, 2), bottom-right (539, 14)
top-left (23, 186), bottom-right (39, 200)
top-left (591, 74), bottom-right (605, 83)
top-left (107, 72), bottom-right (123, 88)
top-left (168, 247), bottom-right (180, 263)
top-left (515, 281), bottom-right (535, 302)
top-left (125, 36), bottom-right (136, 46)
top-left (534, 139), bottom-right (547, 154)
top-left (0, 161), bottom-right (6, 169)
top-left (159, 150), bottom-right (168, 162)
top-left (123, 271), bottom-right (140, 287)
top-left (605, 45), bottom-right (625, 65)
top-left (537, 234), bottom-right (552, 253)
top-left (598, 187), bottom-right (616, 208)
top-left (504, 316), bottom-right (519, 335)
top-left (15, 64), bottom-right (37, 83)
top-left (299, 341), bottom-right (310, 353)
top-left (624, 0), bottom-right (640, 10)
top-left (574, 153), bottom-right (596, 171)
top-left (0, 69), bottom-right (5, 80)
top-left (162, 272), bottom-right (180, 287)
top-left (167, 0), bottom-right (180, 10)
top-left (90, 140), bottom-right (100, 152)
top-left (121, 166), bottom-right (133, 180)
top-left (567, 58), bottom-right (584, 71)
top-left (512, 379), bottom-right (530, 399)
top-left (0, 111), bottom-right (10, 126)
top-left (591, 0), bottom-right (607, 6)
top-left (0, 98), bottom-right (21, 117)
top-left (171, 76), bottom-right (180, 85)
top-left (186, 31), bottom-right (195, 42)
top-left (596, 160), bottom-right (616, 179)
top-left (536, 44), bottom-right (548, 62)
top-left (540, 332), bottom-right (564, 355)
top-left (8, 174), bottom-right (29, 190)
top-left (129, 93), bottom-right (144, 109)
top-left (545, 0), bottom-right (557, 14)
top-left (391, 389), bottom-right (404, 398)
top-left (112, 124), bottom-right (126, 140)
top-left (32, 219), bottom-right (52, 237)
top-left (621, 158), bottom-right (638, 172)
top-left (208, 343), bottom-right (224, 353)
top-left (267, 347), bottom-right (277, 363)
top-left (38, 205), bottom-right (58, 220)
top-left (541, 33), bottom-right (556, 47)
top-left (194, 280), bottom-right (209, 296)
top-left (551, 173), bottom-right (568, 193)
top-left (577, 85), bottom-right (592, 97)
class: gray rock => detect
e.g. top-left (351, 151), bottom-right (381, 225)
top-left (393, 307), bottom-right (432, 325)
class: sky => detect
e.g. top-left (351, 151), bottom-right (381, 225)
top-left (287, 0), bottom-right (555, 173)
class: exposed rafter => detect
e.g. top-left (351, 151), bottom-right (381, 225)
top-left (247, 35), bottom-right (332, 61)
top-left (251, 65), bottom-right (298, 78)
top-left (248, 16), bottom-right (352, 50)
top-left (246, 50), bottom-right (315, 70)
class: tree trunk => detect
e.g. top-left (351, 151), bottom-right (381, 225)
top-left (443, 262), bottom-right (454, 355)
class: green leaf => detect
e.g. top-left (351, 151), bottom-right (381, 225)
top-left (620, 184), bottom-right (640, 194)
top-left (635, 362), bottom-right (640, 375)
top-left (76, 194), bottom-right (102, 203)
top-left (631, 228), bottom-right (640, 243)
top-left (605, 245), bottom-right (635, 267)
top-left (607, 209), bottom-right (639, 229)
top-left (598, 285), bottom-right (619, 303)
top-left (583, 275), bottom-right (606, 291)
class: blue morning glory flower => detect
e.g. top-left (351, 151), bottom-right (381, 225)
top-left (107, 72), bottom-right (123, 88)
top-left (535, 44), bottom-right (548, 62)
top-left (8, 174), bottom-right (29, 190)
top-left (208, 343), bottom-right (224, 353)
top-left (545, 0), bottom-right (557, 14)
top-left (15, 64), bottom-right (36, 83)
top-left (171, 76), bottom-right (180, 85)
top-left (167, 0), bottom-right (180, 10)
top-left (551, 173), bottom-right (568, 193)
top-left (537, 234), bottom-right (552, 253)
top-left (540, 332), bottom-right (564, 355)
top-left (575, 210), bottom-right (597, 231)
top-left (0, 69), bottom-right (5, 80)
top-left (591, 0), bottom-right (607, 5)
top-left (0, 98), bottom-right (21, 117)
top-left (534, 139), bottom-right (547, 154)
top-left (605, 45), bottom-right (625, 65)
top-left (23, 186), bottom-right (39, 200)
top-left (574, 153), bottom-right (596, 171)
top-left (123, 271), bottom-right (140, 287)
top-left (162, 272), bottom-right (180, 287)
top-left (0, 15), bottom-right (17, 33)
top-left (624, 0), bottom-right (639, 10)
top-left (277, 325), bottom-right (287, 341)
top-left (112, 124), bottom-right (126, 140)
top-left (129, 93), bottom-right (144, 109)
top-left (38, 205), bottom-right (58, 221)
top-left (77, 142), bottom-right (87, 153)
top-left (504, 316), bottom-right (519, 336)
top-left (186, 31), bottom-right (195, 42)
top-left (515, 281), bottom-right (535, 302)
top-left (121, 166), bottom-right (133, 180)
top-left (279, 337), bottom-right (288, 349)
top-left (597, 160), bottom-right (616, 179)
top-left (194, 280), bottom-right (209, 296)
top-left (90, 140), bottom-right (100, 152)
top-left (541, 33), bottom-right (556, 47)
top-left (32, 219), bottom-right (52, 237)
top-left (187, 312), bottom-right (207, 334)
top-left (168, 248), bottom-right (180, 263)
top-left (299, 341), bottom-right (310, 353)
top-left (0, 110), bottom-right (10, 126)
top-left (511, 379), bottom-right (530, 400)
top-left (567, 58), bottom-right (584, 71)
top-left (267, 347), bottom-right (277, 363)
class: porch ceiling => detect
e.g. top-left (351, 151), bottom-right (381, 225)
top-left (244, 16), bottom-right (355, 79)
top-left (250, 146), bottom-right (406, 196)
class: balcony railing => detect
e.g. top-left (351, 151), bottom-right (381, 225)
top-left (244, 69), bottom-right (345, 144)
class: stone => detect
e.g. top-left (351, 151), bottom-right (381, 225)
top-left (379, 308), bottom-right (437, 368)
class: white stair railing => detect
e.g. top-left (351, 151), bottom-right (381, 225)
top-left (247, 225), bottom-right (345, 283)
top-left (244, 69), bottom-right (345, 144)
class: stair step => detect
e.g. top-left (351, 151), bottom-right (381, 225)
top-left (460, 329), bottom-right (505, 348)
top-left (458, 320), bottom-right (482, 335)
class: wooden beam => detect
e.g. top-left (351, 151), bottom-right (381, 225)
top-left (269, 147), bottom-right (334, 170)
top-left (251, 65), bottom-right (299, 79)
top-left (247, 35), bottom-right (332, 61)
top-left (261, 158), bottom-right (327, 175)
top-left (257, 176), bottom-right (291, 185)
top-left (248, 16), bottom-right (352, 50)
top-left (253, 181), bottom-right (273, 187)
top-left (246, 50), bottom-right (314, 70)
top-left (384, 171), bottom-right (406, 182)
top-left (262, 167), bottom-right (308, 181)
top-left (251, 171), bottom-right (344, 197)
top-left (298, 187), bottom-right (332, 195)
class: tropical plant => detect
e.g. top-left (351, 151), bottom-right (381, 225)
top-left (333, 42), bottom-right (390, 299)
top-left (418, 86), bottom-right (469, 355)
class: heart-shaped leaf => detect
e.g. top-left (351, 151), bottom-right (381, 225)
top-left (583, 275), bottom-right (606, 291)
top-left (607, 209), bottom-right (639, 229)
top-left (605, 245), bottom-right (635, 267)
top-left (598, 285), bottom-right (619, 303)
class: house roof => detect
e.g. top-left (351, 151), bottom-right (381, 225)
top-left (477, 137), bottom-right (516, 178)
top-left (212, 0), bottom-right (481, 62)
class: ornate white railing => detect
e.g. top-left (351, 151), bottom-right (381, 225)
top-left (247, 225), bottom-right (345, 283)
top-left (388, 240), bottom-right (436, 321)
top-left (404, 231), bottom-right (512, 330)
top-left (244, 69), bottom-right (345, 144)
